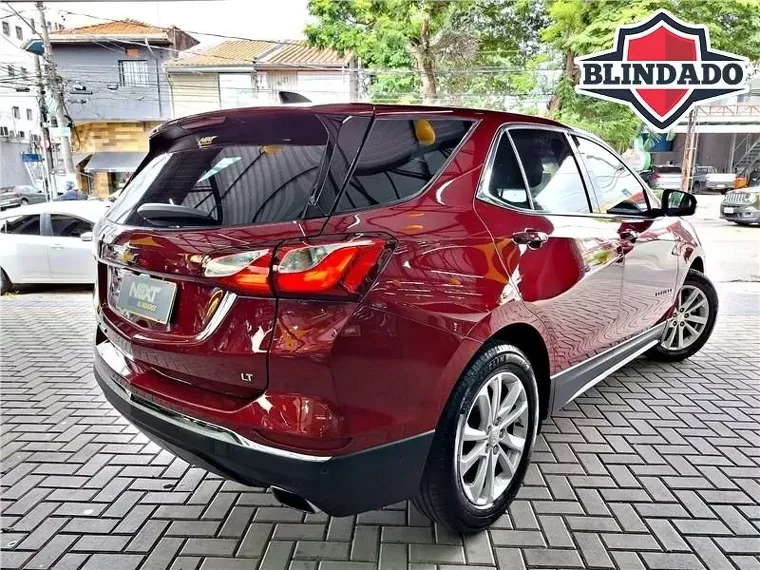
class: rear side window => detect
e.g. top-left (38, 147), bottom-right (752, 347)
top-left (336, 118), bottom-right (472, 213)
top-left (1, 214), bottom-right (41, 235)
top-left (108, 113), bottom-right (330, 228)
top-left (483, 134), bottom-right (531, 209)
top-left (510, 129), bottom-right (591, 214)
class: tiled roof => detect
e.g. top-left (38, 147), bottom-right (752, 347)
top-left (50, 19), bottom-right (171, 41)
top-left (167, 40), bottom-right (351, 69)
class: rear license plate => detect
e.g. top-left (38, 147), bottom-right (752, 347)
top-left (724, 207), bottom-right (735, 214)
top-left (117, 272), bottom-right (177, 324)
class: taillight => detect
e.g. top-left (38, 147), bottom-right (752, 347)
top-left (202, 237), bottom-right (390, 299)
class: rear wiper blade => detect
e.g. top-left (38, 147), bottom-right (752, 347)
top-left (136, 203), bottom-right (219, 226)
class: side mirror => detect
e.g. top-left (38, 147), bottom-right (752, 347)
top-left (80, 231), bottom-right (93, 242)
top-left (660, 189), bottom-right (697, 217)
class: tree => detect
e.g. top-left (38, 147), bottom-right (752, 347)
top-left (542, 0), bottom-right (760, 150)
top-left (306, 0), bottom-right (547, 105)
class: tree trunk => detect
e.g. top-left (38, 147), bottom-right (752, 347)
top-left (411, 11), bottom-right (437, 104)
top-left (548, 48), bottom-right (576, 117)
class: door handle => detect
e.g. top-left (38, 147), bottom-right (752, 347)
top-left (51, 244), bottom-right (65, 249)
top-left (513, 229), bottom-right (549, 250)
top-left (619, 230), bottom-right (639, 243)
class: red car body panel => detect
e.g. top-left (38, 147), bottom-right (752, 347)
top-left (92, 103), bottom-right (704, 513)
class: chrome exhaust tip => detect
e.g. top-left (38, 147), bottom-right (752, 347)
top-left (270, 486), bottom-right (319, 514)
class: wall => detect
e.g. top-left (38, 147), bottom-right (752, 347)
top-left (0, 141), bottom-right (33, 186)
top-left (652, 133), bottom-right (734, 171)
top-left (72, 121), bottom-right (159, 153)
top-left (168, 73), bottom-right (220, 118)
top-left (53, 42), bottom-right (172, 122)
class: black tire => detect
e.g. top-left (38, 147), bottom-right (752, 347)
top-left (413, 343), bottom-right (539, 533)
top-left (20, 198), bottom-right (28, 206)
top-left (646, 269), bottom-right (718, 362)
top-left (0, 268), bottom-right (11, 295)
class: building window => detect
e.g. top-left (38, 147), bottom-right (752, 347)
top-left (118, 60), bottom-right (149, 86)
top-left (0, 126), bottom-right (8, 136)
top-left (12, 106), bottom-right (20, 119)
top-left (2, 22), bottom-right (9, 36)
top-left (7, 65), bottom-right (15, 77)
top-left (26, 108), bottom-right (33, 120)
top-left (15, 26), bottom-right (22, 40)
top-left (18, 130), bottom-right (25, 139)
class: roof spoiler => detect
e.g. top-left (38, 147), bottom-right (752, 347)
top-left (279, 91), bottom-right (311, 104)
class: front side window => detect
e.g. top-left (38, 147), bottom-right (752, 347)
top-left (119, 60), bottom-right (149, 87)
top-left (575, 137), bottom-right (650, 215)
top-left (336, 118), bottom-right (472, 213)
top-left (1, 214), bottom-right (41, 235)
top-left (50, 215), bottom-right (92, 238)
top-left (510, 129), bottom-right (591, 214)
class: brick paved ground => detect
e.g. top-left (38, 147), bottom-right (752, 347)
top-left (1, 291), bottom-right (759, 570)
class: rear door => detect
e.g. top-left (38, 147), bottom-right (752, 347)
top-left (47, 214), bottom-right (96, 282)
top-left (0, 213), bottom-right (49, 282)
top-left (96, 108), bottom-right (371, 398)
top-left (475, 126), bottom-right (626, 378)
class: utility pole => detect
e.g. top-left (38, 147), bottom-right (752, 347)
top-left (36, 1), bottom-right (75, 176)
top-left (680, 108), bottom-right (698, 193)
top-left (34, 55), bottom-right (56, 200)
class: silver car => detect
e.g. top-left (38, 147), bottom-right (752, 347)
top-left (648, 165), bottom-right (683, 191)
top-left (0, 185), bottom-right (48, 207)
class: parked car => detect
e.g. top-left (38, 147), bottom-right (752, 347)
top-left (1, 185), bottom-right (49, 206)
top-left (92, 104), bottom-right (716, 532)
top-left (0, 187), bottom-right (22, 210)
top-left (647, 164), bottom-right (683, 191)
top-left (0, 200), bottom-right (109, 294)
top-left (721, 184), bottom-right (760, 225)
top-left (691, 165), bottom-right (715, 193)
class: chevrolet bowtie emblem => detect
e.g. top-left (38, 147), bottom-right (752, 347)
top-left (114, 245), bottom-right (138, 265)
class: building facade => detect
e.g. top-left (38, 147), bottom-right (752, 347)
top-left (166, 40), bottom-right (360, 118)
top-left (0, 5), bottom-right (63, 187)
top-left (48, 19), bottom-right (197, 196)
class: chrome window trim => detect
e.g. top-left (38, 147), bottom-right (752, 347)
top-left (97, 340), bottom-right (333, 463)
top-left (475, 122), bottom-right (658, 221)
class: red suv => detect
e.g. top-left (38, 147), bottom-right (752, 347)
top-left (93, 104), bottom-right (717, 531)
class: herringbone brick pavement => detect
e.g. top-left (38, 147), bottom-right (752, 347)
top-left (1, 292), bottom-right (759, 570)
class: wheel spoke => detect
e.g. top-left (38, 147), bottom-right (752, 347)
top-left (460, 441), bottom-right (487, 472)
top-left (489, 376), bottom-right (502, 424)
top-left (462, 425), bottom-right (488, 442)
top-left (485, 452), bottom-right (499, 502)
top-left (475, 391), bottom-right (491, 428)
top-left (497, 446), bottom-right (514, 479)
top-left (676, 325), bottom-right (684, 349)
top-left (503, 432), bottom-right (526, 452)
top-left (684, 321), bottom-right (701, 339)
top-left (687, 314), bottom-right (707, 325)
top-left (663, 323), bottom-right (677, 347)
top-left (467, 454), bottom-right (489, 500)
top-left (686, 298), bottom-right (706, 313)
top-left (500, 399), bottom-right (528, 429)
top-left (681, 288), bottom-right (698, 311)
top-left (498, 380), bottom-right (522, 419)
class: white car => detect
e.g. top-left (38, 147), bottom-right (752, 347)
top-left (0, 201), bottom-right (110, 294)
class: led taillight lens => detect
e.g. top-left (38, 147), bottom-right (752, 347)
top-left (203, 249), bottom-right (273, 295)
top-left (276, 238), bottom-right (387, 297)
top-left (203, 238), bottom-right (389, 298)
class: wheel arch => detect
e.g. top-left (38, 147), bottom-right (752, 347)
top-left (689, 256), bottom-right (704, 274)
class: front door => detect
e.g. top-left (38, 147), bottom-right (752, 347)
top-left (475, 127), bottom-right (626, 378)
top-left (46, 214), bottom-right (96, 282)
top-left (0, 213), bottom-right (49, 282)
top-left (573, 136), bottom-right (680, 339)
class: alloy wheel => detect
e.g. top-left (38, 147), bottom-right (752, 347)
top-left (455, 371), bottom-right (529, 508)
top-left (661, 285), bottom-right (710, 351)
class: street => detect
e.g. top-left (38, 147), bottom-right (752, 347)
top-left (0, 198), bottom-right (758, 570)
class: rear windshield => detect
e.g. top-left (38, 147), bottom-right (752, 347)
top-left (108, 114), bottom-right (330, 227)
top-left (654, 166), bottom-right (681, 174)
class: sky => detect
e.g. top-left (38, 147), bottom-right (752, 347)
top-left (10, 0), bottom-right (312, 45)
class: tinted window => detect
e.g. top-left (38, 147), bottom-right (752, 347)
top-left (50, 215), bottom-right (92, 237)
top-left (108, 114), bottom-right (330, 228)
top-left (575, 137), bottom-right (650, 214)
top-left (483, 134), bottom-right (531, 209)
top-left (336, 118), bottom-right (472, 212)
top-left (1, 214), bottom-right (40, 235)
top-left (511, 130), bottom-right (590, 214)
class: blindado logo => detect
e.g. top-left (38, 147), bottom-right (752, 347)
top-left (575, 10), bottom-right (750, 131)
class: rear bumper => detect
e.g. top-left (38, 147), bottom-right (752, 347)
top-left (94, 341), bottom-right (433, 516)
